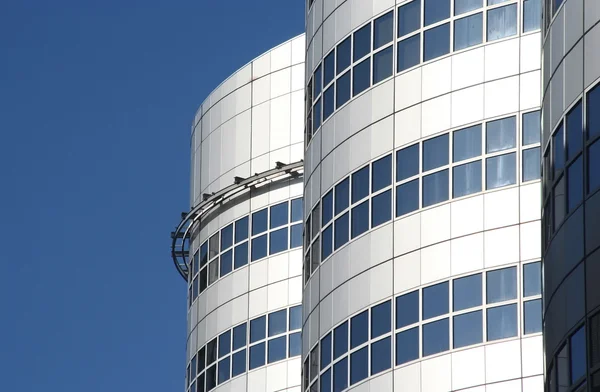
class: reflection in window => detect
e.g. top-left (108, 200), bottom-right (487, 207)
top-left (487, 116), bottom-right (516, 153)
top-left (524, 299), bottom-right (542, 334)
top-left (374, 11), bottom-right (393, 49)
top-left (454, 124), bottom-right (482, 162)
top-left (523, 0), bottom-right (541, 32)
top-left (571, 327), bottom-right (586, 384)
top-left (397, 144), bottom-right (420, 181)
top-left (424, 0), bottom-right (450, 25)
top-left (336, 71), bottom-right (351, 108)
top-left (423, 281), bottom-right (449, 319)
top-left (453, 161), bottom-right (482, 198)
top-left (350, 347), bottom-right (368, 385)
top-left (523, 262), bottom-right (541, 297)
top-left (337, 37), bottom-right (351, 75)
top-left (424, 23), bottom-right (450, 61)
top-left (487, 4), bottom-right (517, 41)
top-left (354, 23), bottom-right (371, 61)
top-left (567, 101), bottom-right (583, 159)
top-left (396, 290), bottom-right (419, 328)
top-left (373, 46), bottom-right (394, 84)
top-left (454, 13), bottom-right (483, 51)
top-left (454, 310), bottom-right (483, 348)
top-left (269, 309), bottom-right (287, 336)
top-left (423, 318), bottom-right (449, 356)
top-left (372, 190), bottom-right (392, 227)
top-left (523, 147), bottom-right (541, 182)
top-left (398, 35), bottom-right (421, 72)
top-left (523, 111), bottom-right (541, 145)
top-left (398, 1), bottom-right (421, 37)
top-left (423, 169), bottom-right (449, 207)
top-left (453, 273), bottom-right (482, 311)
top-left (396, 327), bottom-right (419, 365)
top-left (455, 0), bottom-right (482, 15)
top-left (487, 303), bottom-right (517, 341)
top-left (487, 267), bottom-right (517, 303)
top-left (486, 153), bottom-right (516, 190)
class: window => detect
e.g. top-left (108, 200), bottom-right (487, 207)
top-left (523, 111), bottom-right (541, 146)
top-left (396, 290), bottom-right (419, 328)
top-left (208, 260), bottom-right (218, 285)
top-left (397, 144), bottom-right (420, 181)
top-left (207, 338), bottom-right (217, 364)
top-left (423, 281), bottom-right (449, 319)
top-left (455, 0), bottom-right (482, 15)
top-left (336, 71), bottom-right (351, 108)
top-left (351, 201), bottom-right (369, 238)
top-left (454, 125), bottom-right (482, 162)
top-left (352, 166), bottom-right (370, 203)
top-left (234, 242), bottom-right (248, 269)
top-left (371, 337), bottom-right (391, 374)
top-left (487, 116), bottom-right (516, 153)
top-left (268, 336), bottom-right (286, 363)
top-left (323, 191), bottom-right (333, 225)
top-left (200, 241), bottom-right (208, 266)
top-left (571, 327), bottom-right (586, 383)
top-left (453, 310), bottom-right (483, 348)
top-left (487, 267), bottom-right (517, 303)
top-left (554, 124), bottom-right (565, 177)
top-left (269, 309), bottom-right (287, 336)
top-left (351, 310), bottom-right (369, 348)
top-left (313, 99), bottom-right (322, 132)
top-left (250, 316), bottom-right (266, 343)
top-left (424, 134), bottom-right (449, 171)
top-left (372, 155), bottom-right (392, 192)
top-left (397, 35), bottom-right (421, 72)
top-left (311, 237), bottom-right (321, 272)
top-left (374, 11), bottom-right (393, 49)
top-left (423, 169), bottom-right (449, 207)
top-left (372, 300), bottom-right (391, 338)
top-left (425, 0), bottom-right (450, 25)
top-left (198, 346), bottom-right (206, 373)
top-left (233, 323), bottom-right (246, 350)
top-left (321, 333), bottom-right (332, 369)
top-left (567, 103), bottom-right (583, 160)
top-left (354, 23), bottom-right (371, 61)
top-left (373, 46), bottom-right (393, 84)
top-left (454, 13), bottom-right (483, 51)
top-left (424, 23), bottom-right (450, 61)
top-left (232, 350), bottom-right (246, 377)
top-left (554, 176), bottom-right (566, 228)
top-left (235, 216), bottom-right (248, 243)
top-left (289, 306), bottom-right (301, 330)
top-left (487, 4), bottom-right (517, 41)
top-left (209, 233), bottom-right (219, 260)
top-left (453, 161), bottom-right (482, 198)
top-left (523, 0), bottom-right (541, 32)
top-left (350, 347), bottom-right (368, 385)
top-left (453, 273), bottom-right (482, 311)
top-left (557, 344), bottom-right (569, 391)
top-left (396, 179), bottom-right (419, 217)
top-left (591, 314), bottom-right (600, 367)
top-left (334, 321), bottom-right (349, 359)
top-left (290, 224), bottom-right (302, 248)
top-left (324, 51), bottom-right (335, 86)
top-left (312, 203), bottom-right (320, 241)
top-left (269, 227), bottom-right (287, 255)
top-left (310, 346), bottom-right (319, 381)
top-left (251, 235), bottom-right (267, 261)
top-left (323, 85), bottom-right (335, 121)
top-left (219, 250), bottom-right (232, 277)
top-left (335, 178), bottom-right (350, 214)
top-left (270, 202), bottom-right (288, 229)
top-left (567, 157), bottom-right (583, 212)
top-left (221, 224), bottom-right (233, 251)
top-left (206, 365), bottom-right (216, 390)
top-left (314, 65), bottom-right (322, 97)
top-left (321, 369), bottom-right (331, 392)
top-left (523, 147), bottom-right (540, 182)
top-left (396, 327), bottom-right (419, 365)
top-left (218, 357), bottom-right (230, 384)
top-left (334, 212), bottom-right (349, 249)
top-left (353, 58), bottom-right (371, 96)
top-left (423, 318), bottom-right (449, 356)
top-left (333, 357), bottom-right (348, 392)
top-left (523, 262), bottom-right (541, 297)
top-left (322, 226), bottom-right (333, 259)
top-left (589, 84), bottom-right (600, 140)
top-left (524, 299), bottom-right (542, 334)
top-left (487, 303), bottom-right (517, 340)
top-left (372, 190), bottom-right (392, 227)
top-left (252, 209), bottom-right (268, 235)
top-left (486, 153), bottom-right (516, 189)
top-left (590, 140), bottom-right (600, 193)
top-left (336, 37), bottom-right (351, 75)
top-left (249, 342), bottom-right (265, 369)
top-left (398, 1), bottom-right (421, 37)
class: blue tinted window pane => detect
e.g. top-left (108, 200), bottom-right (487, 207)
top-left (454, 13), bottom-right (483, 51)
top-left (524, 299), bottom-right (542, 334)
top-left (353, 58), bottom-right (371, 96)
top-left (221, 224), bottom-right (233, 251)
top-left (455, 0), bottom-right (482, 15)
top-left (323, 85), bottom-right (335, 121)
top-left (334, 321), bottom-right (349, 359)
top-left (234, 242), bottom-right (248, 269)
top-left (250, 316), bottom-right (266, 343)
top-left (335, 178), bottom-right (350, 214)
top-left (423, 318), bottom-right (449, 356)
top-left (453, 161), bottom-right (482, 198)
top-left (454, 125), bottom-right (482, 162)
top-left (232, 350), bottom-right (246, 377)
top-left (321, 333), bottom-right (332, 369)
top-left (336, 71), bottom-right (351, 108)
top-left (251, 235), bottom-right (267, 261)
top-left (374, 11), bottom-right (393, 49)
top-left (553, 124), bottom-right (565, 177)
top-left (423, 281), bottom-right (449, 319)
top-left (235, 217), bottom-right (249, 243)
top-left (487, 267), bottom-right (517, 303)
top-left (487, 4), bottom-right (517, 41)
top-left (423, 134), bottom-right (449, 171)
top-left (207, 338), bottom-right (217, 364)
top-left (220, 250), bottom-right (233, 277)
top-left (249, 343), bottom-right (265, 369)
top-left (523, 262), bottom-right (541, 297)
top-left (453, 310), bottom-right (482, 348)
top-left (425, 0), bottom-right (450, 25)
top-left (487, 304), bottom-right (517, 340)
top-left (286, 306), bottom-right (301, 331)
top-left (567, 101), bottom-right (583, 159)
top-left (398, 1), bottom-right (420, 36)
top-left (289, 332), bottom-right (301, 357)
top-left (337, 37), bottom-right (351, 75)
top-left (206, 365), bottom-right (216, 391)
top-left (523, 111), bottom-right (541, 146)
top-left (323, 191), bottom-right (333, 225)
top-left (324, 51), bottom-right (335, 86)
top-left (218, 357), bottom-right (230, 384)
top-left (193, 277), bottom-right (198, 300)
top-left (396, 179), bottom-right (420, 217)
top-left (568, 157), bottom-right (583, 212)
top-left (523, 147), bottom-right (541, 182)
top-left (396, 327), bottom-right (419, 365)
top-left (351, 201), bottom-right (369, 239)
top-left (523, 0), bottom-right (541, 32)
top-left (290, 224), bottom-right (302, 249)
top-left (201, 241), bottom-right (208, 266)
top-left (397, 144), bottom-right (420, 182)
top-left (321, 369), bottom-right (331, 392)
top-left (354, 23), bottom-right (371, 61)
top-left (313, 99), bottom-right (322, 132)
top-left (423, 169), bottom-right (449, 207)
top-left (373, 155), bottom-right (392, 192)
top-left (571, 327), bottom-right (586, 383)
top-left (269, 310), bottom-right (287, 337)
top-left (397, 35), bottom-right (421, 72)
top-left (487, 116), bottom-right (516, 153)
top-left (396, 290), bottom-right (419, 328)
top-left (554, 176), bottom-right (566, 229)
top-left (252, 209), bottom-right (268, 235)
top-left (352, 166), bottom-right (370, 203)
top-left (268, 336), bottom-right (286, 363)
top-left (193, 251), bottom-right (199, 275)
top-left (453, 274), bottom-right (482, 311)
top-left (351, 311), bottom-right (369, 348)
top-left (371, 337), bottom-right (391, 375)
top-left (589, 84), bottom-right (600, 140)
top-left (198, 347), bottom-right (206, 373)
top-left (314, 65), bottom-right (322, 98)
top-left (372, 300), bottom-right (392, 338)
top-left (486, 153), bottom-right (516, 190)
top-left (590, 141), bottom-right (600, 193)
top-left (372, 190), bottom-right (392, 227)
top-left (269, 227), bottom-right (288, 255)
top-left (333, 357), bottom-right (348, 392)
top-left (334, 212), bottom-right (349, 250)
top-left (322, 225), bottom-right (333, 259)
top-left (350, 347), bottom-right (368, 385)
top-left (424, 23), bottom-right (450, 61)
top-left (233, 323), bottom-right (247, 351)
top-left (270, 202), bottom-right (288, 229)
top-left (373, 46), bottom-right (393, 84)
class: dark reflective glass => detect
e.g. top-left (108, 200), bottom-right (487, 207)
top-left (200, 267), bottom-right (208, 292)
top-left (220, 250), bottom-right (232, 277)
top-left (523, 111), bottom-right (541, 146)
top-left (207, 338), bottom-right (217, 364)
top-left (423, 169), bottom-right (449, 207)
top-left (336, 71), bottom-right (351, 108)
top-left (396, 327), bottom-right (419, 365)
top-left (323, 85), bottom-right (335, 121)
top-left (486, 153), bottom-right (516, 190)
top-left (487, 4), bottom-right (517, 41)
top-left (523, 147), bottom-right (540, 182)
top-left (374, 11), bottom-right (393, 49)
top-left (351, 201), bottom-right (369, 239)
top-left (233, 323), bottom-right (246, 351)
top-left (324, 51), bottom-right (335, 86)
top-left (334, 212), bottom-right (349, 250)
top-left (455, 0), bottom-right (482, 15)
top-left (251, 234), bottom-right (267, 261)
top-left (268, 336), bottom-right (286, 363)
top-left (398, 0), bottom-right (421, 36)
top-left (270, 202), bottom-right (288, 229)
top-left (221, 224), bottom-right (233, 251)
top-left (321, 333), bottom-right (332, 369)
top-left (396, 290), bottom-right (419, 328)
top-left (352, 58), bottom-right (371, 96)
top-left (373, 46), bottom-right (393, 84)
top-left (354, 23), bottom-right (371, 61)
top-left (454, 13), bottom-right (483, 51)
top-left (333, 357), bottom-right (348, 392)
top-left (567, 102), bottom-right (583, 159)
top-left (568, 157), bottom-right (583, 212)
top-left (423, 282), bottom-right (449, 319)
top-left (232, 350), bottom-right (246, 377)
top-left (335, 178), bottom-right (350, 214)
top-left (269, 227), bottom-right (288, 255)
top-left (590, 314), bottom-right (600, 367)
top-left (425, 0), bottom-right (450, 25)
top-left (553, 124), bottom-right (565, 177)
top-left (372, 300), bottom-right (392, 338)
top-left (323, 190), bottom-right (333, 225)
top-left (397, 144), bottom-right (420, 182)
top-left (453, 311), bottom-right (482, 348)
top-left (487, 267), bottom-right (517, 303)
top-left (201, 241), bottom-right (208, 266)
top-left (352, 166), bottom-right (370, 203)
top-left (523, 0), bottom-right (541, 32)
top-left (351, 310), bottom-right (369, 349)
top-left (523, 262), bottom-right (541, 297)
top-left (206, 365), bottom-right (216, 391)
top-left (193, 251), bottom-right (199, 276)
top-left (249, 342), bottom-right (265, 369)
top-left (235, 216), bottom-right (248, 243)
top-left (314, 64), bottom-right (322, 98)
top-left (554, 176), bottom-right (566, 228)
top-left (311, 203), bottom-right (320, 240)
top-left (269, 309), bottom-right (287, 337)
top-left (454, 125), bottom-right (482, 162)
top-left (198, 346), bottom-right (206, 373)
top-left (350, 347), bottom-right (368, 385)
top-left (290, 223), bottom-right (302, 248)
top-left (487, 116), bottom-right (516, 153)
top-left (590, 140), bottom-right (600, 193)
top-left (453, 273), bottom-right (482, 311)
top-left (486, 303), bottom-right (517, 340)
top-left (423, 318), bottom-right (449, 356)
top-left (192, 277), bottom-right (198, 300)
top-left (234, 242), bottom-right (248, 269)
top-left (322, 225), bottom-right (333, 259)
top-left (250, 316), bottom-right (266, 343)
top-left (557, 344), bottom-right (569, 391)
top-left (373, 155), bottom-right (392, 192)
top-left (398, 34), bottom-right (421, 73)
top-left (289, 332), bottom-right (301, 357)
top-left (524, 299), bottom-right (542, 334)
top-left (334, 321), bottom-right (349, 359)
top-left (337, 37), bottom-right (351, 75)
top-left (209, 233), bottom-right (219, 260)
top-left (191, 355), bottom-right (197, 379)
top-left (313, 99), bottom-right (322, 132)
top-left (289, 305), bottom-right (301, 330)
top-left (424, 134), bottom-right (449, 171)
top-left (321, 369), bottom-right (331, 392)
top-left (371, 336), bottom-right (391, 375)
top-left (453, 161), bottom-right (482, 198)
top-left (218, 357), bottom-right (230, 384)
top-left (396, 179), bottom-right (419, 217)
top-left (589, 84), bottom-right (600, 140)
top-left (571, 327), bottom-right (586, 383)
top-left (372, 190), bottom-right (392, 227)
top-left (424, 23), bottom-right (450, 61)
top-left (252, 209), bottom-right (268, 235)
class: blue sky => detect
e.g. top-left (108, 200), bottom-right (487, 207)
top-left (0, 1), bottom-right (304, 391)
